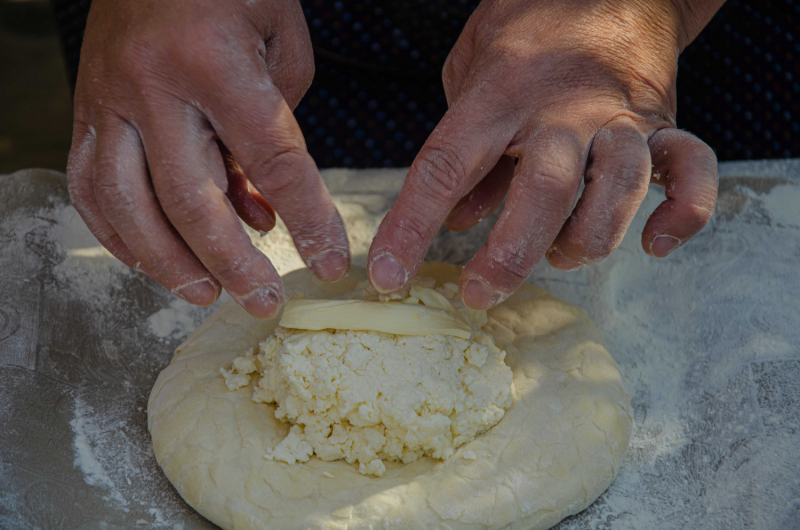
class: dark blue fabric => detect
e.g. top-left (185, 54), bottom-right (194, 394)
top-left (50, 0), bottom-right (800, 166)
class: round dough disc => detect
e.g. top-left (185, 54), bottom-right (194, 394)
top-left (148, 263), bottom-right (632, 530)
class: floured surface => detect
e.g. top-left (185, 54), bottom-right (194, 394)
top-left (0, 165), bottom-right (799, 529)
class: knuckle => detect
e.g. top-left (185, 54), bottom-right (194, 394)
top-left (93, 174), bottom-right (136, 213)
top-left (247, 147), bottom-right (309, 195)
top-left (610, 165), bottom-right (649, 194)
top-left (489, 244), bottom-right (531, 283)
top-left (156, 179), bottom-right (206, 222)
top-left (413, 145), bottom-right (468, 201)
top-left (397, 207), bottom-right (432, 243)
top-left (519, 172), bottom-right (578, 217)
top-left (583, 231), bottom-right (621, 261)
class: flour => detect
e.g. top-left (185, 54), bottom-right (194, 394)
top-left (70, 398), bottom-right (127, 506)
top-left (49, 204), bottom-right (134, 306)
top-left (1, 167), bottom-right (798, 529)
top-left (752, 183), bottom-right (800, 227)
top-left (147, 297), bottom-right (222, 341)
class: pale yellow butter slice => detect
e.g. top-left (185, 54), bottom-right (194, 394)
top-left (409, 286), bottom-right (458, 313)
top-left (279, 298), bottom-right (472, 339)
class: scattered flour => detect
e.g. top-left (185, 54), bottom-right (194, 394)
top-left (2, 167), bottom-right (797, 529)
top-left (70, 398), bottom-right (127, 506)
top-left (148, 298), bottom-right (210, 341)
top-left (755, 183), bottom-right (800, 227)
top-left (49, 205), bottom-right (134, 306)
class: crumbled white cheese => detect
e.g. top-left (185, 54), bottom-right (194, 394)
top-left (359, 459), bottom-right (386, 477)
top-left (220, 353), bottom-right (258, 390)
top-left (222, 279), bottom-right (513, 476)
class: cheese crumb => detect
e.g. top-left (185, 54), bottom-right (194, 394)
top-left (359, 459), bottom-right (386, 477)
top-left (222, 279), bottom-right (513, 476)
top-left (462, 450), bottom-right (477, 460)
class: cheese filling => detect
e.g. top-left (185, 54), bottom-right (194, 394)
top-left (221, 278), bottom-right (514, 476)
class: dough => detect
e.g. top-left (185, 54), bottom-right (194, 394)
top-left (220, 278), bottom-right (515, 476)
top-left (148, 263), bottom-right (633, 530)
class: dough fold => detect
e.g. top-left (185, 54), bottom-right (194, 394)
top-left (148, 263), bottom-right (633, 530)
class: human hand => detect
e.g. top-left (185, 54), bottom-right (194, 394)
top-left (67, 0), bottom-right (350, 318)
top-left (368, 0), bottom-right (722, 309)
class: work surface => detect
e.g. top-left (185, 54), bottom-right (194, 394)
top-left (1, 161), bottom-right (799, 529)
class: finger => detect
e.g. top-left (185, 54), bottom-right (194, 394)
top-left (220, 144), bottom-right (276, 234)
top-left (143, 105), bottom-right (285, 318)
top-left (367, 96), bottom-right (517, 293)
top-left (206, 77), bottom-right (350, 282)
top-left (460, 129), bottom-right (585, 309)
top-left (92, 115), bottom-right (221, 306)
top-left (257, 0), bottom-right (315, 109)
top-left (643, 128), bottom-right (718, 257)
top-left (546, 117), bottom-right (651, 270)
top-left (445, 155), bottom-right (515, 232)
top-left (66, 122), bottom-right (138, 269)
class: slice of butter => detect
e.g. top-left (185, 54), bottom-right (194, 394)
top-left (279, 299), bottom-right (472, 339)
top-left (408, 287), bottom-right (458, 314)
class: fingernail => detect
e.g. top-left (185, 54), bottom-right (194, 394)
top-left (234, 286), bottom-right (282, 319)
top-left (651, 235), bottom-right (681, 258)
top-left (307, 249), bottom-right (350, 282)
top-left (172, 278), bottom-right (219, 306)
top-left (546, 248), bottom-right (583, 271)
top-left (463, 280), bottom-right (503, 310)
top-left (369, 253), bottom-right (408, 293)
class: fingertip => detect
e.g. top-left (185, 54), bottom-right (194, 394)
top-left (368, 253), bottom-right (410, 293)
top-left (646, 234), bottom-right (682, 258)
top-left (461, 278), bottom-right (503, 310)
top-left (171, 277), bottom-right (221, 306)
top-left (307, 248), bottom-right (350, 282)
top-left (233, 285), bottom-right (284, 319)
top-left (545, 247), bottom-right (584, 271)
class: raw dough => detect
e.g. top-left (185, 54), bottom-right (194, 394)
top-left (220, 279), bottom-right (514, 476)
top-left (148, 263), bottom-right (633, 530)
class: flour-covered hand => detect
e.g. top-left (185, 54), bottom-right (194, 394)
top-left (368, 0), bottom-right (723, 309)
top-left (67, 0), bottom-right (349, 318)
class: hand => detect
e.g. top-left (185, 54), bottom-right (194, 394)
top-left (367, 0), bottom-right (722, 309)
top-left (67, 0), bottom-right (350, 318)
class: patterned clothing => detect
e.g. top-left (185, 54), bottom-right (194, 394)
top-left (49, 0), bottom-right (800, 166)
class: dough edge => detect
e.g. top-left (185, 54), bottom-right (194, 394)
top-left (148, 263), bottom-right (633, 530)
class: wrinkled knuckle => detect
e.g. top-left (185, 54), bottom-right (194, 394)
top-left (93, 175), bottom-right (135, 213)
top-left (247, 147), bottom-right (308, 195)
top-left (583, 232), bottom-right (619, 261)
top-left (610, 165), bottom-right (649, 194)
top-left (489, 246), bottom-right (531, 283)
top-left (157, 180), bottom-right (204, 220)
top-left (523, 172), bottom-right (577, 217)
top-left (414, 145), bottom-right (468, 201)
top-left (601, 123), bottom-right (647, 147)
top-left (398, 208), bottom-right (432, 242)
